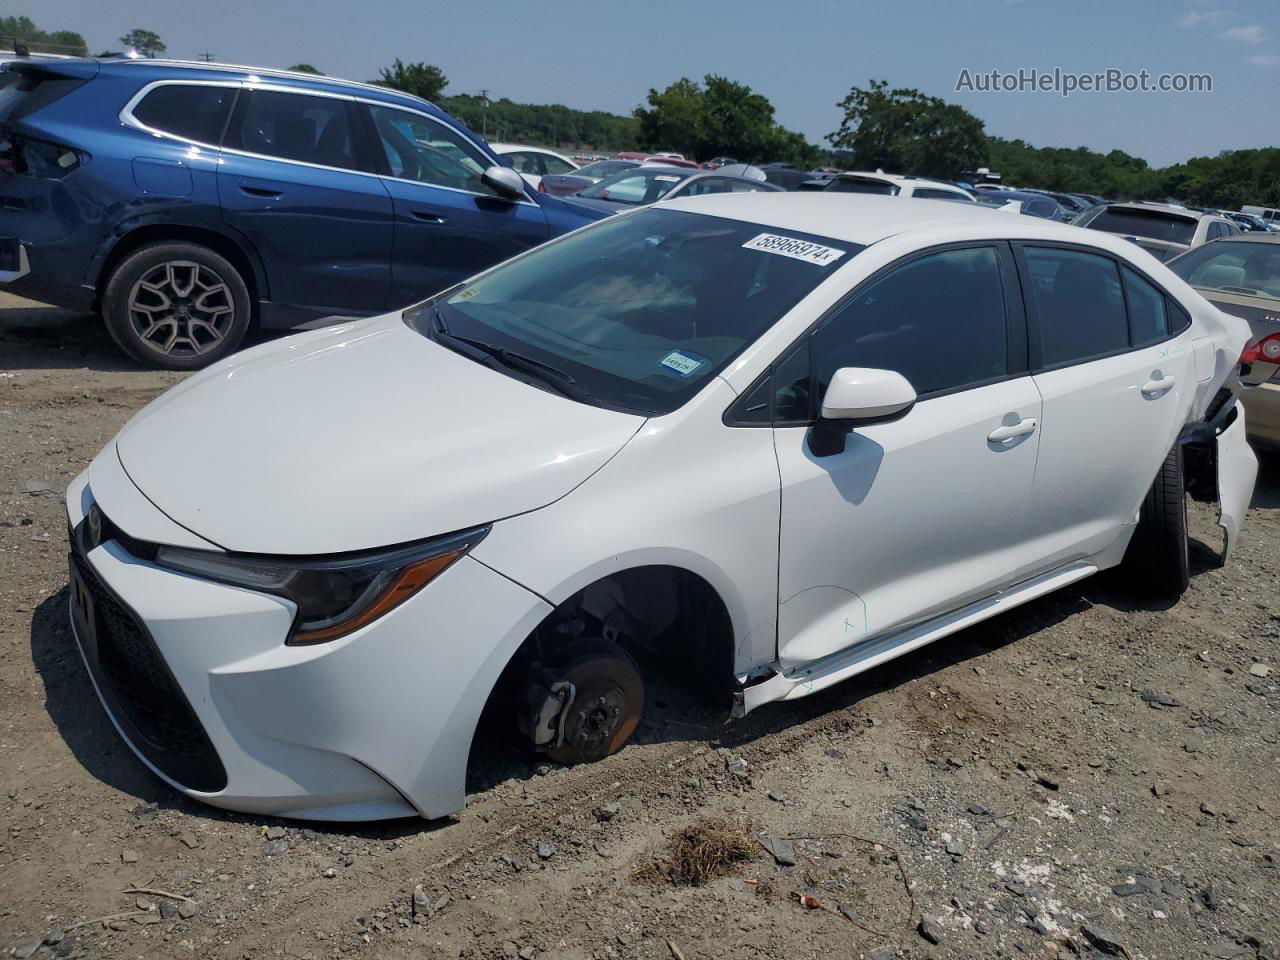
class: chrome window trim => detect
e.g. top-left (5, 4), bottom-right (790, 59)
top-left (114, 58), bottom-right (428, 104)
top-left (119, 79), bottom-right (538, 206)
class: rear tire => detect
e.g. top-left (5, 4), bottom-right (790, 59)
top-left (102, 242), bottom-right (252, 370)
top-left (1122, 443), bottom-right (1190, 598)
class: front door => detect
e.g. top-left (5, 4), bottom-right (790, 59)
top-left (361, 103), bottom-right (550, 305)
top-left (772, 244), bottom-right (1043, 669)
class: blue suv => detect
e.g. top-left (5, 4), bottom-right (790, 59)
top-left (0, 58), bottom-right (607, 368)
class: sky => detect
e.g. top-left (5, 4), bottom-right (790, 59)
top-left (26, 0), bottom-right (1280, 168)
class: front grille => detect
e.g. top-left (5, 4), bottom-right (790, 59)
top-left (70, 544), bottom-right (227, 792)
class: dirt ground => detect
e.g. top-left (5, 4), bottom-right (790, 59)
top-left (1, 292), bottom-right (1277, 960)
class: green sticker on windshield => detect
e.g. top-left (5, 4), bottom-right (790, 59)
top-left (659, 350), bottom-right (705, 376)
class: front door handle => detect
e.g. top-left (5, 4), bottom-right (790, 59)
top-left (1141, 375), bottom-right (1175, 397)
top-left (410, 209), bottom-right (447, 224)
top-left (987, 418), bottom-right (1037, 443)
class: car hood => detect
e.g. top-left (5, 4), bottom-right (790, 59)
top-left (113, 314), bottom-right (645, 555)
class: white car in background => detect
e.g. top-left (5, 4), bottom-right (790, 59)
top-left (1076, 201), bottom-right (1240, 262)
top-left (825, 171), bottom-right (975, 203)
top-left (66, 194), bottom-right (1254, 821)
top-left (490, 143), bottom-right (578, 188)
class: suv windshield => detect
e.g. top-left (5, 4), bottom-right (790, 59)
top-left (407, 208), bottom-right (861, 415)
top-left (1087, 208), bottom-right (1197, 245)
top-left (1168, 241), bottom-right (1280, 302)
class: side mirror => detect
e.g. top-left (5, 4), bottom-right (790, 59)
top-left (482, 165), bottom-right (527, 200)
top-left (820, 367), bottom-right (917, 422)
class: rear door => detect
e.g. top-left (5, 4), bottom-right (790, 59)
top-left (360, 103), bottom-right (550, 305)
top-left (216, 87), bottom-right (393, 316)
top-left (1015, 243), bottom-right (1197, 569)
top-left (770, 244), bottom-right (1043, 669)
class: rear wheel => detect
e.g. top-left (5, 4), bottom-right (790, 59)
top-left (528, 639), bottom-right (645, 766)
top-left (102, 242), bottom-right (251, 370)
top-left (1122, 443), bottom-right (1190, 598)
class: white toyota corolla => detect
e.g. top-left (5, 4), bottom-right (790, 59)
top-left (66, 194), bottom-right (1257, 821)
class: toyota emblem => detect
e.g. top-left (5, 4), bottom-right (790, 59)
top-left (87, 505), bottom-right (102, 550)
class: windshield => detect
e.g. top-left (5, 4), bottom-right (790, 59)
top-left (578, 168), bottom-right (685, 204)
top-left (1087, 208), bottom-right (1197, 245)
top-left (574, 160), bottom-right (632, 180)
top-left (407, 208), bottom-right (861, 415)
top-left (1168, 242), bottom-right (1280, 302)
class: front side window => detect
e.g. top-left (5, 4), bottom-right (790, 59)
top-left (777, 246), bottom-right (1008, 417)
top-left (1024, 247), bottom-right (1127, 366)
top-left (410, 208), bottom-right (861, 415)
top-left (226, 90), bottom-right (359, 170)
top-left (505, 151), bottom-right (543, 175)
top-left (367, 104), bottom-right (497, 196)
top-left (543, 155), bottom-right (576, 175)
top-left (131, 84), bottom-right (235, 145)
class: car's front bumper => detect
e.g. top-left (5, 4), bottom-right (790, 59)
top-left (66, 470), bottom-right (552, 820)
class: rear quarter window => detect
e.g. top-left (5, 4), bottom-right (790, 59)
top-left (131, 84), bottom-right (237, 145)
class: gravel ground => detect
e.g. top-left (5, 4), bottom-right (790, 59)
top-left (1, 293), bottom-right (1277, 960)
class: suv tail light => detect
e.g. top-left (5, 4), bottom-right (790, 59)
top-left (1241, 332), bottom-right (1280, 365)
top-left (0, 131), bottom-right (84, 178)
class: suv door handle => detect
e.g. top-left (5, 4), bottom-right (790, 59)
top-left (239, 184), bottom-right (282, 199)
top-left (987, 418), bottom-right (1037, 443)
top-left (1141, 375), bottom-right (1175, 397)
top-left (410, 209), bottom-right (447, 224)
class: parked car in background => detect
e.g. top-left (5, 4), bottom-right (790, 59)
top-left (1168, 235), bottom-right (1280, 445)
top-left (1022, 189), bottom-right (1091, 218)
top-left (704, 156), bottom-right (738, 169)
top-left (1075, 202), bottom-right (1239, 262)
top-left (490, 143), bottom-right (578, 188)
top-left (757, 163), bottom-right (822, 191)
top-left (1242, 205), bottom-right (1280, 227)
top-left (65, 193), bottom-right (1254, 821)
top-left (823, 172), bottom-right (974, 203)
top-left (538, 157), bottom-right (640, 196)
top-left (1068, 192), bottom-right (1106, 208)
top-left (566, 166), bottom-right (780, 212)
top-left (0, 57), bottom-right (608, 369)
top-left (962, 188), bottom-right (1062, 219)
top-left (1230, 211), bottom-right (1280, 234)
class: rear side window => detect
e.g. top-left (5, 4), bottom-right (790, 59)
top-left (1024, 248), bottom-right (1128, 366)
top-left (1123, 267), bottom-right (1168, 346)
top-left (799, 246), bottom-right (1008, 404)
top-left (226, 90), bottom-right (362, 171)
top-left (131, 84), bottom-right (236, 146)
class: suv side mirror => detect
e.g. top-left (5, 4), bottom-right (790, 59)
top-left (820, 367), bottom-right (916, 422)
top-left (482, 165), bottom-right (527, 200)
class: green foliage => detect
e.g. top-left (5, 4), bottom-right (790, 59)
top-left (372, 59), bottom-right (448, 102)
top-left (0, 15), bottom-right (88, 56)
top-left (119, 28), bottom-right (166, 57)
top-left (635, 75), bottom-right (827, 164)
top-left (828, 79), bottom-right (987, 179)
top-left (439, 93), bottom-right (640, 152)
top-left (287, 63), bottom-right (323, 75)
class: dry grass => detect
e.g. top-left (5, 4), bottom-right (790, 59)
top-left (634, 816), bottom-right (757, 886)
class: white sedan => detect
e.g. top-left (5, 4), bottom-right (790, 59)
top-left (66, 194), bottom-right (1256, 821)
top-left (489, 143), bottom-right (579, 188)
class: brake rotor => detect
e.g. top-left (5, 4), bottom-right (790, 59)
top-left (541, 640), bottom-right (644, 766)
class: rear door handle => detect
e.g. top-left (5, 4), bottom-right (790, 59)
top-left (410, 209), bottom-right (447, 224)
top-left (987, 418), bottom-right (1037, 443)
top-left (239, 184), bottom-right (282, 199)
top-left (1141, 375), bottom-right (1175, 397)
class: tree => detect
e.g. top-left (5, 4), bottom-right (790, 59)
top-left (828, 79), bottom-right (987, 179)
top-left (373, 59), bottom-right (447, 102)
top-left (287, 63), bottom-right (323, 74)
top-left (0, 15), bottom-right (87, 56)
top-left (119, 28), bottom-right (166, 57)
top-left (634, 75), bottom-right (824, 164)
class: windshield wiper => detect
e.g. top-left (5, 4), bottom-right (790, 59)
top-left (430, 305), bottom-right (595, 404)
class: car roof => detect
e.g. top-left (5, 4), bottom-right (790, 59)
top-left (97, 58), bottom-right (450, 116)
top-left (657, 192), bottom-right (1088, 246)
top-left (1213, 233), bottom-right (1280, 245)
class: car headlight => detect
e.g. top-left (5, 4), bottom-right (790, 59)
top-left (154, 527), bottom-right (489, 645)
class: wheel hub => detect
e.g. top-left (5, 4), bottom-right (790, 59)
top-left (126, 261), bottom-right (234, 358)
